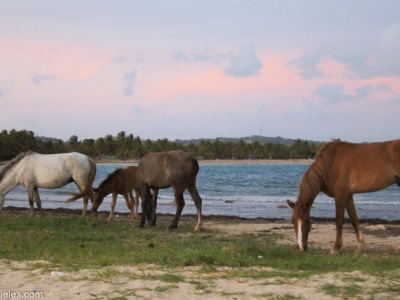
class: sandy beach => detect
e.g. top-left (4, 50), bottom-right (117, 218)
top-left (1, 208), bottom-right (400, 299)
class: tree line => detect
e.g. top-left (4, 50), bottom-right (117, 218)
top-left (0, 129), bottom-right (321, 161)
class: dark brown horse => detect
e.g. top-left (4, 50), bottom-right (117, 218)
top-left (287, 139), bottom-right (400, 254)
top-left (136, 150), bottom-right (202, 231)
top-left (91, 166), bottom-right (140, 221)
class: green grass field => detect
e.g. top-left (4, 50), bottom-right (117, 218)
top-left (1, 212), bottom-right (400, 276)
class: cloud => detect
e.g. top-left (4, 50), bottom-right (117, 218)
top-left (124, 68), bottom-right (137, 96)
top-left (174, 46), bottom-right (225, 64)
top-left (375, 22), bottom-right (400, 77)
top-left (31, 71), bottom-right (54, 85)
top-left (313, 84), bottom-right (374, 105)
top-left (289, 22), bottom-right (400, 79)
top-left (328, 45), bottom-right (372, 78)
top-left (286, 50), bottom-right (324, 80)
top-left (113, 56), bottom-right (126, 64)
top-left (375, 83), bottom-right (391, 91)
top-left (390, 97), bottom-right (400, 104)
top-left (173, 47), bottom-right (189, 61)
top-left (132, 105), bottom-right (148, 114)
top-left (0, 87), bottom-right (5, 97)
top-left (224, 45), bottom-right (263, 78)
top-left (313, 84), bottom-right (350, 105)
top-left (175, 45), bottom-right (263, 78)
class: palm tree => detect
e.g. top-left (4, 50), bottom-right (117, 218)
top-left (67, 135), bottom-right (80, 152)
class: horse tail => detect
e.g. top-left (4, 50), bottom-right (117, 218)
top-left (65, 158), bottom-right (97, 202)
top-left (174, 157), bottom-right (199, 203)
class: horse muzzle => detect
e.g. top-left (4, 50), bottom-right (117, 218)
top-left (297, 243), bottom-right (308, 251)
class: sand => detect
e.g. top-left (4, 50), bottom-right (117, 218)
top-left (1, 209), bottom-right (400, 299)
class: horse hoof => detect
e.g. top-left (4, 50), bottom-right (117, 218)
top-left (330, 249), bottom-right (339, 255)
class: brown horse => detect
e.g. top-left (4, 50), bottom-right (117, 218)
top-left (287, 139), bottom-right (400, 254)
top-left (91, 166), bottom-right (140, 221)
top-left (136, 150), bottom-right (202, 232)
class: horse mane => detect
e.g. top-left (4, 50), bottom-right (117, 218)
top-left (297, 143), bottom-right (333, 206)
top-left (0, 152), bottom-right (35, 183)
top-left (98, 168), bottom-right (124, 189)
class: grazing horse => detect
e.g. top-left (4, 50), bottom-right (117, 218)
top-left (136, 150), bottom-right (202, 232)
top-left (287, 139), bottom-right (400, 254)
top-left (91, 166), bottom-right (140, 222)
top-left (0, 152), bottom-right (96, 217)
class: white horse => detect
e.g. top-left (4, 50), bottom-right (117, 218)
top-left (0, 151), bottom-right (96, 217)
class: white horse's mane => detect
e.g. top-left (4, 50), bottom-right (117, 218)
top-left (0, 152), bottom-right (34, 183)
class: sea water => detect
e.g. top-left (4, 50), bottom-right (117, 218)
top-left (2, 163), bottom-right (400, 220)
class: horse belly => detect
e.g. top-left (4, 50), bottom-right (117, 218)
top-left (33, 170), bottom-right (72, 189)
top-left (349, 172), bottom-right (396, 194)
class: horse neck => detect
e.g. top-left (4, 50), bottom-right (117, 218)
top-left (0, 169), bottom-right (19, 197)
top-left (297, 172), bottom-right (323, 208)
top-left (98, 178), bottom-right (119, 196)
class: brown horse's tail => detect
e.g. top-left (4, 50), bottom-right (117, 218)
top-left (65, 158), bottom-right (97, 202)
top-left (174, 157), bottom-right (199, 202)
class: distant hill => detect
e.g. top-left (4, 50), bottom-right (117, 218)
top-left (174, 135), bottom-right (323, 146)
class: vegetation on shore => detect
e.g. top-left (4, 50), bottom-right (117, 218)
top-left (0, 128), bottom-right (320, 161)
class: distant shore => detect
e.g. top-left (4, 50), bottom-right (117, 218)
top-left (93, 158), bottom-right (313, 165)
top-left (0, 158), bottom-right (313, 166)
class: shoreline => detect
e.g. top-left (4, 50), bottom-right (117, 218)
top-left (3, 206), bottom-right (400, 224)
top-left (1, 158), bottom-right (313, 166)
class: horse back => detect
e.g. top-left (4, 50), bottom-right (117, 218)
top-left (15, 152), bottom-right (92, 188)
top-left (120, 166), bottom-right (138, 191)
top-left (137, 150), bottom-right (198, 188)
top-left (320, 139), bottom-right (400, 193)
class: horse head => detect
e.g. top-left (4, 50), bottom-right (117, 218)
top-left (91, 187), bottom-right (103, 213)
top-left (287, 199), bottom-right (312, 251)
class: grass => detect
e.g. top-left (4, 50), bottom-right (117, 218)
top-left (1, 213), bottom-right (400, 275)
top-left (2, 213), bottom-right (400, 298)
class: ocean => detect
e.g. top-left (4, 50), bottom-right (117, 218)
top-left (2, 162), bottom-right (400, 221)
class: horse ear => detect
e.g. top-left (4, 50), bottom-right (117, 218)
top-left (287, 199), bottom-right (295, 209)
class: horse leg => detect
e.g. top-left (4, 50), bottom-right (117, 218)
top-left (346, 195), bottom-right (365, 252)
top-left (81, 195), bottom-right (89, 217)
top-left (123, 192), bottom-right (135, 221)
top-left (187, 183), bottom-right (202, 232)
top-left (132, 189), bottom-right (140, 222)
top-left (27, 189), bottom-right (35, 217)
top-left (139, 185), bottom-right (149, 228)
top-left (108, 193), bottom-right (118, 221)
top-left (33, 187), bottom-right (44, 217)
top-left (331, 195), bottom-right (347, 255)
top-left (168, 189), bottom-right (185, 231)
top-left (149, 189), bottom-right (158, 226)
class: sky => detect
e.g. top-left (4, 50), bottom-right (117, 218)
top-left (1, 1), bottom-right (400, 143)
